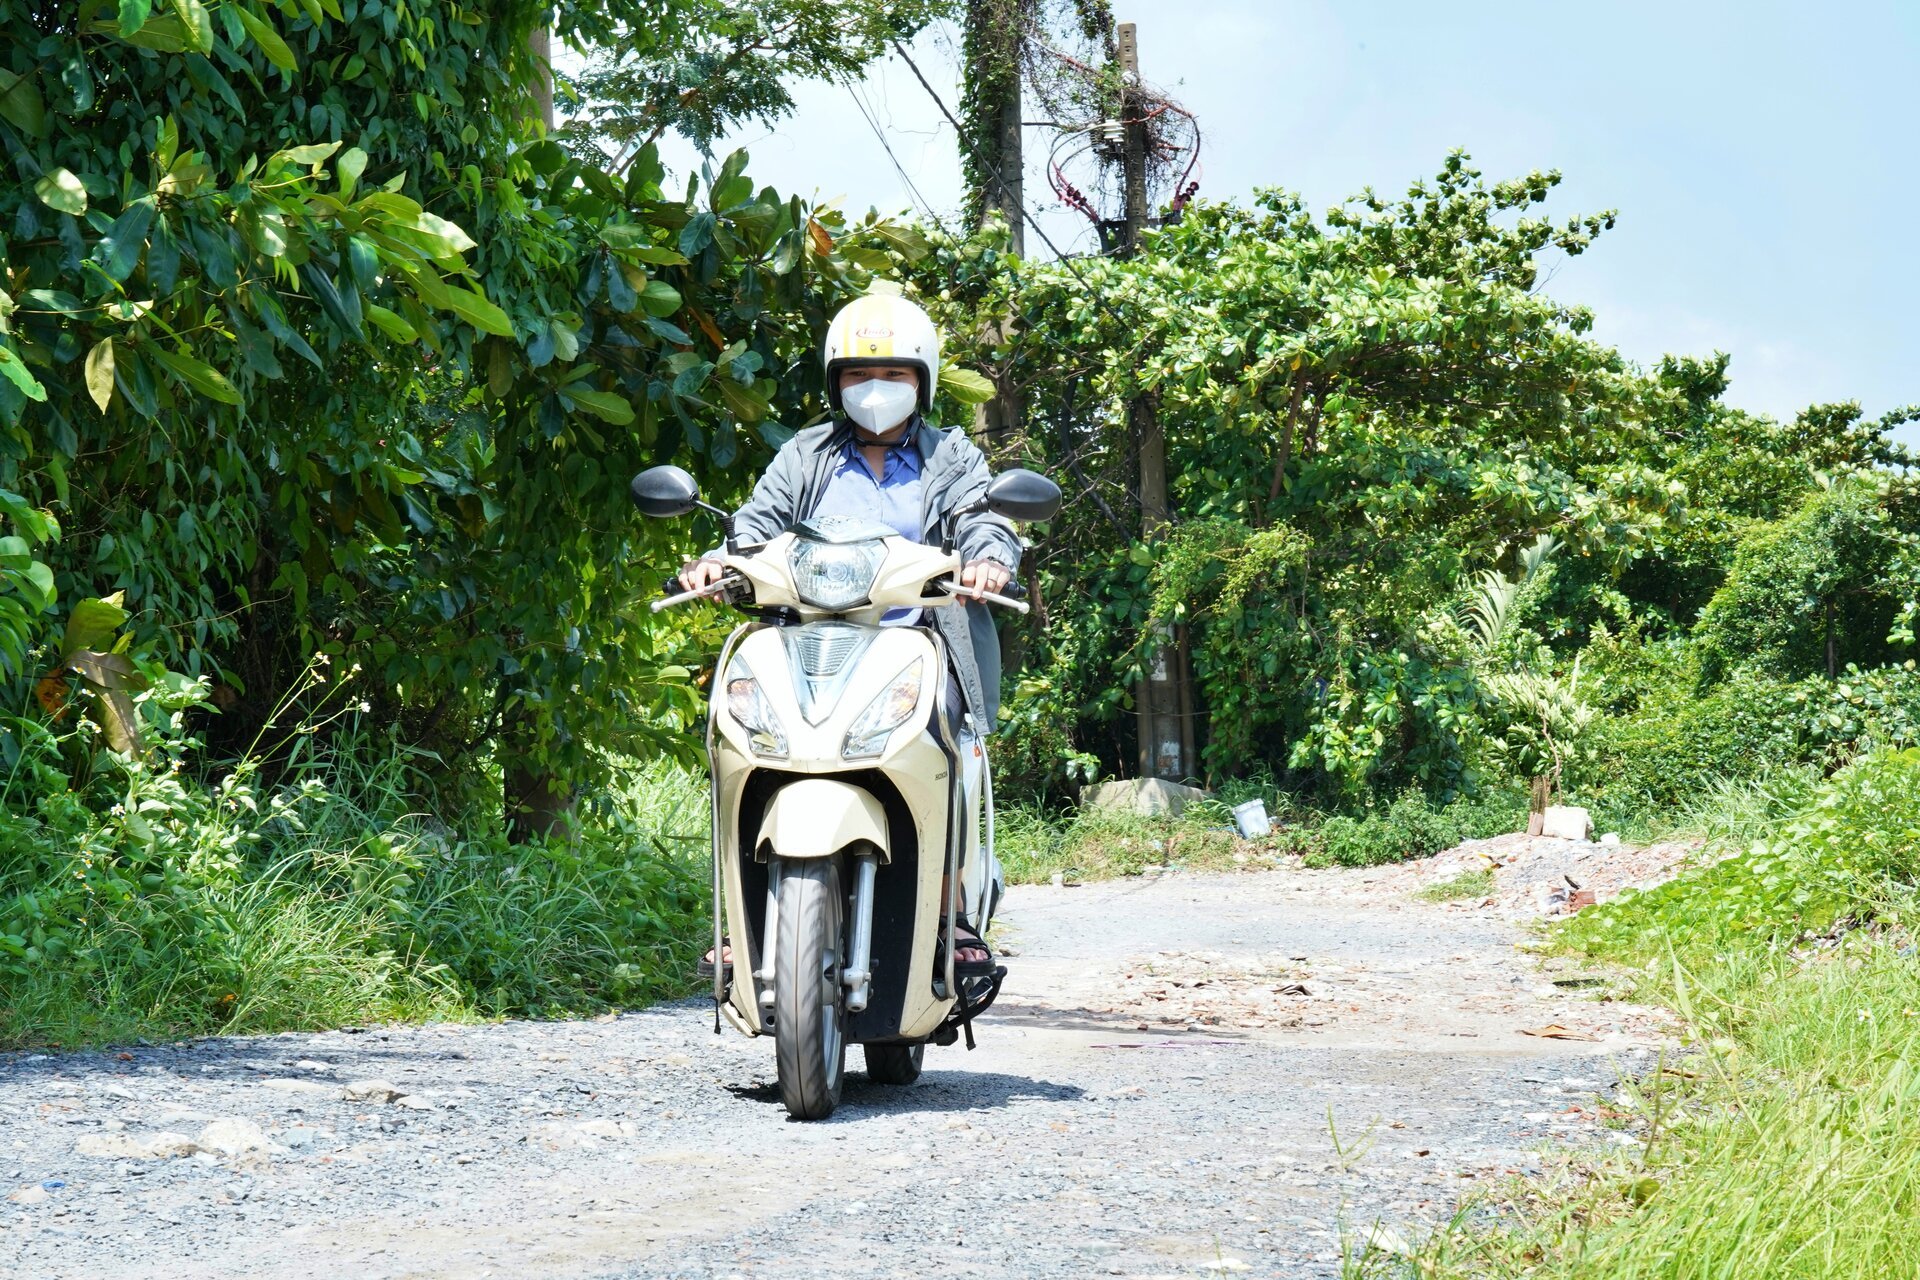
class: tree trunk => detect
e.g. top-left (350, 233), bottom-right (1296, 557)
top-left (526, 26), bottom-right (554, 131)
top-left (504, 704), bottom-right (576, 844)
top-left (1263, 378), bottom-right (1307, 517)
top-left (1826, 596), bottom-right (1837, 680)
top-left (1527, 774), bottom-right (1551, 836)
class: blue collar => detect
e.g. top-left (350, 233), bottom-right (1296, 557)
top-left (839, 432), bottom-right (923, 479)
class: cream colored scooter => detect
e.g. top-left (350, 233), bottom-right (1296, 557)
top-left (630, 463), bottom-right (1061, 1120)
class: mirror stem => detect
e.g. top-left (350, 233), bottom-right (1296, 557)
top-left (694, 500), bottom-right (737, 553)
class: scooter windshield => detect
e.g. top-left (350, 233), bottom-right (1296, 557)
top-left (787, 515), bottom-right (897, 544)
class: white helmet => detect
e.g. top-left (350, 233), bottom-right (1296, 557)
top-left (822, 293), bottom-right (941, 415)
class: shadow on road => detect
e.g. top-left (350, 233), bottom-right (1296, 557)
top-left (724, 1068), bottom-right (1086, 1118)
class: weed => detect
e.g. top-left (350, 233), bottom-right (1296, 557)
top-left (996, 801), bottom-right (1261, 884)
top-left (1414, 868), bottom-right (1494, 902)
top-left (0, 721), bottom-right (709, 1048)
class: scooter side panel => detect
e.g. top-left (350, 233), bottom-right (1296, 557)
top-left (712, 735), bottom-right (767, 1035)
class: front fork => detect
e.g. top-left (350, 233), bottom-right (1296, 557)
top-left (753, 849), bottom-right (880, 1020)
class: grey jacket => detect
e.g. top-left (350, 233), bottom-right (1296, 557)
top-left (727, 418), bottom-right (1022, 725)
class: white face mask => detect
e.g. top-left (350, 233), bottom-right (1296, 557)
top-left (843, 377), bottom-right (917, 437)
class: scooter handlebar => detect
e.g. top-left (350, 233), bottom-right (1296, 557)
top-left (651, 575), bottom-right (743, 612)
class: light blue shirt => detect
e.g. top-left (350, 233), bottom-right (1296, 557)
top-left (811, 435), bottom-right (924, 624)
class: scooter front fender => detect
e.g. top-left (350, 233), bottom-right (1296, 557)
top-left (756, 778), bottom-right (889, 860)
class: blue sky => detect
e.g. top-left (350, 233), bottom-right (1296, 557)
top-left (643, 1), bottom-right (1920, 449)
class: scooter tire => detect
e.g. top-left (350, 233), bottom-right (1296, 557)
top-left (773, 860), bottom-right (846, 1120)
top-left (863, 1042), bottom-right (924, 1085)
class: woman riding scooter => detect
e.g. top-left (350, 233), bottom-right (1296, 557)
top-left (678, 293), bottom-right (1018, 977)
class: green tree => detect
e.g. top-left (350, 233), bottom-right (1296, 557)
top-left (564, 1), bottom-right (954, 156)
top-left (0, 0), bottom-right (940, 833)
top-left (1694, 474), bottom-right (1919, 684)
top-left (954, 156), bottom-right (1673, 793)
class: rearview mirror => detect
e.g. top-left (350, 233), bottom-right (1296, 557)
top-left (982, 469), bottom-right (1062, 522)
top-left (630, 465), bottom-right (701, 518)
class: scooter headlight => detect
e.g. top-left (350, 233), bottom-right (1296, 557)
top-left (842, 659), bottom-right (925, 760)
top-left (789, 537), bottom-right (886, 610)
top-left (724, 661), bottom-right (788, 759)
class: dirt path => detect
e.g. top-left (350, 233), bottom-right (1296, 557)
top-left (1, 864), bottom-right (1666, 1279)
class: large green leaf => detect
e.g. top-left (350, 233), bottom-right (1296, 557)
top-left (33, 169), bottom-right (86, 215)
top-left (365, 304), bottom-right (418, 343)
top-left (564, 388), bottom-right (636, 425)
top-left (85, 338), bottom-right (115, 412)
top-left (0, 343), bottom-right (46, 402)
top-left (443, 287), bottom-right (514, 337)
top-left (715, 378), bottom-right (767, 423)
top-left (638, 280), bottom-right (682, 318)
top-left (938, 365), bottom-right (996, 405)
top-left (147, 345), bottom-right (242, 404)
top-left (275, 141), bottom-right (343, 169)
top-left (0, 68), bottom-right (47, 137)
top-left (60, 593), bottom-right (129, 663)
top-left (117, 0), bottom-right (154, 36)
top-left (170, 0), bottom-right (212, 53)
top-left (232, 5), bottom-right (297, 72)
top-left (337, 147), bottom-right (368, 199)
top-left (97, 197), bottom-right (156, 281)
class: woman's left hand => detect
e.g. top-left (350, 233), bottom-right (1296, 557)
top-left (958, 558), bottom-right (1012, 599)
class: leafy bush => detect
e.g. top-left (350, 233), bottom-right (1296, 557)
top-left (1306, 790), bottom-right (1468, 868)
top-left (1569, 618), bottom-right (1918, 830)
top-left (0, 699), bottom-right (708, 1047)
top-left (1560, 746), bottom-right (1920, 964)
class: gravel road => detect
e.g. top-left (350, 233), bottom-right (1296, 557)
top-left (1, 863), bottom-right (1667, 1279)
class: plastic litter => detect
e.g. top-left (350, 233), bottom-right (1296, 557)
top-left (1230, 799), bottom-right (1271, 839)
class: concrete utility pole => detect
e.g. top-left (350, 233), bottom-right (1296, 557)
top-left (528, 27), bottom-right (555, 130)
top-left (1117, 21), bottom-right (1194, 780)
top-left (964, 2), bottom-right (1027, 459)
top-left (967, 1), bottom-right (1026, 257)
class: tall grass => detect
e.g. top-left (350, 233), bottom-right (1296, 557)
top-left (0, 730), bottom-right (709, 1048)
top-left (1395, 748), bottom-right (1920, 1280)
top-left (995, 798), bottom-right (1252, 884)
top-left (1407, 940), bottom-right (1920, 1280)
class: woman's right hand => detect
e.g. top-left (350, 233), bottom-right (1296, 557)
top-left (678, 558), bottom-right (727, 592)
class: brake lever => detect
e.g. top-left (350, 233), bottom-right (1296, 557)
top-left (933, 580), bottom-right (1031, 616)
top-left (651, 574), bottom-right (744, 613)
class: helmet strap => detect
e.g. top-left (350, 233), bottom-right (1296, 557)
top-left (850, 418), bottom-right (915, 448)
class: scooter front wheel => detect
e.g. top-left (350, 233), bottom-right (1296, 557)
top-left (773, 860), bottom-right (846, 1119)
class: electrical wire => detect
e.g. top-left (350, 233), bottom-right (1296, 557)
top-left (886, 37), bottom-right (1170, 519)
top-left (844, 82), bottom-right (953, 236)
top-left (889, 39), bottom-right (1102, 289)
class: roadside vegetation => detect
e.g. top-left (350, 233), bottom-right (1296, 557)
top-left (1374, 746), bottom-right (1920, 1279)
top-left (1, 666), bottom-right (708, 1047)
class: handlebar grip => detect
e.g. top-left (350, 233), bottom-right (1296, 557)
top-left (1002, 579), bottom-right (1028, 601)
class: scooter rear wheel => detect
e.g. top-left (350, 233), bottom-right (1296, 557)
top-left (863, 1042), bottom-right (924, 1085)
top-left (773, 860), bottom-right (846, 1120)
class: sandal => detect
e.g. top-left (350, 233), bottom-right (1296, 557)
top-left (934, 918), bottom-right (997, 977)
top-left (698, 940), bottom-right (734, 979)
top-left (932, 918), bottom-right (1006, 1051)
